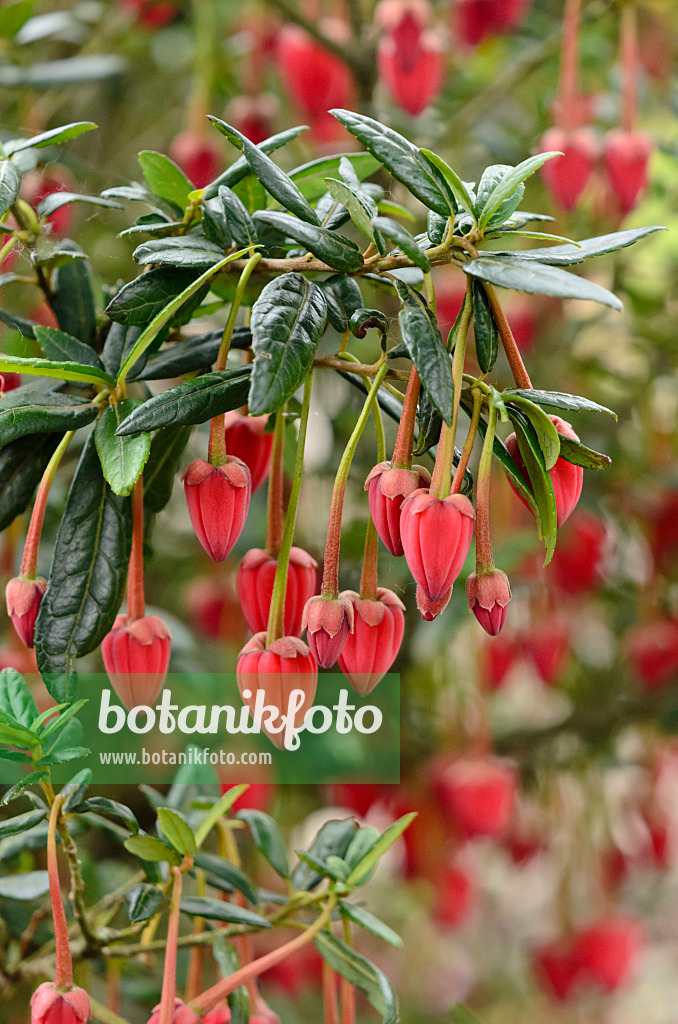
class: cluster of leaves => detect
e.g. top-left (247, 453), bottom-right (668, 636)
top-left (0, 112), bottom-right (662, 704)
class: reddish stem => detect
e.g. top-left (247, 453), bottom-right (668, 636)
top-left (20, 478), bottom-right (50, 579)
top-left (450, 387), bottom-right (482, 496)
top-left (127, 477), bottom-right (146, 623)
top-left (320, 478), bottom-right (346, 599)
top-left (323, 962), bottom-right (339, 1024)
top-left (558, 0), bottom-right (582, 131)
top-left (474, 402), bottom-right (497, 571)
top-left (208, 415), bottom-right (228, 467)
top-left (359, 517), bottom-right (379, 601)
top-left (265, 412), bottom-right (285, 557)
top-left (483, 285), bottom-right (532, 389)
top-left (48, 795), bottom-right (73, 991)
top-left (159, 867), bottom-right (183, 1024)
top-left (391, 368), bottom-right (420, 469)
top-left (620, 3), bottom-right (638, 133)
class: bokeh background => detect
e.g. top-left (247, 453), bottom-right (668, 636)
top-left (1, 0), bottom-right (678, 1021)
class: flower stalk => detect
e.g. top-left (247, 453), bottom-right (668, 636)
top-left (20, 431), bottom-right (75, 579)
top-left (265, 410), bottom-right (285, 557)
top-left (430, 285), bottom-right (473, 498)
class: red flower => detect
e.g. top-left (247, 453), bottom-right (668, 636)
top-left (434, 858), bottom-right (477, 928)
top-left (400, 489), bottom-right (475, 605)
top-left (532, 938), bottom-right (581, 1002)
top-left (522, 613), bottom-right (570, 685)
top-left (0, 372), bottom-right (21, 393)
top-left (31, 983), bottom-right (91, 1024)
top-left (202, 1007), bottom-right (231, 1024)
top-left (604, 129), bottom-right (653, 214)
top-left (505, 415), bottom-right (583, 527)
top-left (435, 756), bottom-right (517, 839)
top-left (237, 546), bottom-right (318, 637)
top-left (182, 457), bottom-right (251, 562)
top-left (146, 998), bottom-right (201, 1024)
top-left (101, 614), bottom-right (171, 709)
top-left (540, 127), bottom-right (598, 211)
top-left (337, 587), bottom-right (405, 695)
top-left (237, 633), bottom-right (317, 749)
top-left (302, 594), bottom-right (354, 669)
top-left (365, 462), bottom-right (431, 557)
top-left (626, 619), bottom-right (678, 691)
top-left (573, 915), bottom-right (643, 992)
top-left (375, 2), bottom-right (445, 116)
top-left (22, 168), bottom-right (75, 236)
top-left (223, 411), bottom-right (274, 492)
top-left (465, 568), bottom-right (511, 635)
top-left (5, 576), bottom-right (47, 648)
top-left (276, 21), bottom-right (355, 117)
top-left (453, 0), bottom-right (529, 47)
top-left (415, 585), bottom-right (452, 621)
top-left (169, 132), bottom-right (221, 189)
top-left (549, 511), bottom-right (607, 594)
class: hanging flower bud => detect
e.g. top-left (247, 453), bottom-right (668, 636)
top-left (31, 982), bottom-right (91, 1024)
top-left (434, 858), bottom-right (477, 928)
top-left (532, 939), bottom-right (581, 1002)
top-left (237, 633), bottom-right (317, 748)
top-left (400, 490), bottom-right (475, 607)
top-left (223, 411), bottom-right (274, 492)
top-left (183, 457), bottom-right (251, 562)
top-left (377, 35), bottom-right (445, 115)
top-left (465, 568), bottom-right (511, 636)
top-left (146, 998), bottom-right (201, 1024)
top-left (202, 1005), bottom-right (232, 1024)
top-left (6, 576), bottom-right (47, 648)
top-left (435, 756), bottom-right (518, 839)
top-left (101, 614), bottom-right (171, 709)
top-left (504, 415), bottom-right (583, 527)
top-left (227, 95), bottom-right (278, 146)
top-left (337, 588), bottom-right (405, 695)
top-left (603, 129), bottom-right (652, 214)
top-left (237, 547), bottom-right (318, 637)
top-left (302, 594), bottom-right (354, 669)
top-left (365, 462), bottom-right (431, 556)
top-left (453, 0), bottom-right (529, 47)
top-left (276, 21), bottom-right (355, 117)
top-left (540, 127), bottom-right (598, 211)
top-left (572, 915), bottom-right (643, 992)
top-left (169, 132), bottom-right (221, 188)
top-left (416, 585), bottom-right (452, 621)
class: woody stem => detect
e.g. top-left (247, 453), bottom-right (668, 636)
top-left (265, 410), bottom-right (285, 557)
top-left (126, 477), bottom-right (145, 623)
top-left (20, 431), bottom-right (75, 578)
top-left (48, 794), bottom-right (73, 990)
top-left (391, 368), bottom-right (420, 469)
top-left (430, 284), bottom-right (473, 499)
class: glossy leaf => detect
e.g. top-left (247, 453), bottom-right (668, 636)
top-left (34, 325), bottom-right (104, 369)
top-left (0, 308), bottom-right (38, 338)
top-left (0, 668), bottom-right (39, 728)
top-left (0, 386), bottom-right (98, 444)
top-left (463, 257), bottom-right (623, 311)
top-left (203, 124), bottom-right (309, 199)
top-left (79, 797), bottom-right (139, 832)
top-left (102, 324), bottom-right (141, 376)
top-left (138, 151), bottom-right (193, 210)
top-left (325, 177), bottom-right (381, 249)
top-left (193, 785), bottom-right (248, 848)
top-left (290, 152), bottom-right (381, 201)
top-left (339, 901), bottom-right (403, 946)
top-left (418, 149), bottom-right (474, 218)
top-left (192, 850), bottom-right (259, 905)
top-left (0, 354), bottom-right (114, 388)
top-left (143, 424), bottom-right (193, 512)
top-left (346, 813), bottom-right (416, 886)
top-left (492, 225), bottom-right (665, 266)
top-left (106, 268), bottom-right (206, 328)
top-left (471, 281), bottom-right (498, 374)
top-left (157, 807), bottom-right (197, 857)
top-left (397, 282), bottom-right (454, 424)
top-left (372, 216), bottom-right (431, 272)
top-left (218, 186), bottom-right (259, 249)
top-left (124, 834), bottom-right (182, 865)
top-left (557, 434), bottom-right (611, 470)
top-left (180, 897), bottom-right (271, 928)
top-left (237, 809), bottom-right (290, 879)
top-left (8, 121), bottom-right (97, 153)
top-left (249, 273), bottom-right (327, 415)
top-left (0, 160), bottom-right (21, 217)
top-left (116, 367), bottom-right (251, 435)
top-left (51, 247), bottom-right (97, 344)
top-left (1, 772), bottom-right (50, 806)
top-left (503, 394), bottom-right (561, 470)
top-left (126, 882), bottom-right (165, 923)
top-left (253, 210), bottom-right (363, 273)
top-left (510, 409), bottom-right (557, 564)
top-left (503, 388), bottom-right (617, 418)
top-left (291, 818), bottom-right (358, 890)
top-left (315, 931), bottom-right (399, 1024)
top-left (0, 810), bottom-right (47, 840)
top-left (133, 235), bottom-right (225, 269)
top-left (94, 400), bottom-right (152, 496)
top-left (34, 434), bottom-right (133, 700)
top-left (0, 433), bottom-right (60, 531)
top-left (37, 192), bottom-right (123, 218)
top-left (477, 152), bottom-right (560, 230)
top-left (320, 275), bottom-right (364, 333)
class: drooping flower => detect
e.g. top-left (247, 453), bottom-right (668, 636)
top-left (365, 462), bottom-right (431, 556)
top-left (101, 614), bottom-right (171, 709)
top-left (338, 587), bottom-right (405, 695)
top-left (237, 633), bottom-right (318, 748)
top-left (400, 489), bottom-right (475, 605)
top-left (183, 457), bottom-right (251, 562)
top-left (5, 576), bottom-right (47, 648)
top-left (237, 546), bottom-right (318, 638)
top-left (302, 594), bottom-right (354, 669)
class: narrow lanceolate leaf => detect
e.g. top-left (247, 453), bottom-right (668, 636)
top-left (557, 434), bottom-right (611, 471)
top-left (34, 326), bottom-right (104, 369)
top-left (157, 807), bottom-right (197, 857)
top-left (315, 931), bottom-right (399, 1024)
top-left (346, 813), bottom-right (417, 886)
top-left (325, 177), bottom-right (381, 249)
top-left (180, 898), bottom-right (271, 928)
top-left (237, 809), bottom-right (290, 879)
top-left (0, 810), bottom-right (47, 840)
top-left (208, 116), bottom-right (319, 225)
top-left (95, 400), bottom-right (152, 496)
top-left (0, 160), bottom-right (22, 217)
top-left (291, 819), bottom-right (359, 891)
top-left (503, 388), bottom-right (617, 419)
top-left (8, 121), bottom-right (97, 154)
top-left (138, 151), bottom-right (193, 210)
top-left (0, 772), bottom-right (48, 806)
top-left (218, 186), bottom-right (258, 249)
top-left (52, 249), bottom-right (97, 344)
top-left (463, 257), bottom-right (623, 311)
top-left (124, 834), bottom-right (182, 865)
top-left (192, 851), bottom-right (258, 905)
top-left (34, 434), bottom-right (133, 701)
top-left (133, 235), bottom-right (226, 269)
top-left (249, 273), bottom-right (327, 415)
top-left (143, 424), bottom-right (192, 512)
top-left (331, 109), bottom-right (451, 217)
top-left (290, 152), bottom-right (381, 202)
top-left (492, 225), bottom-right (665, 266)
top-left (78, 796), bottom-right (138, 831)
top-left (0, 355), bottom-right (115, 388)
top-left (116, 367), bottom-right (252, 435)
top-left (471, 281), bottom-right (498, 374)
top-left (477, 152), bottom-right (561, 230)
top-left (203, 124), bottom-right (309, 199)
top-left (37, 193), bottom-right (123, 218)
top-left (371, 216), bottom-right (431, 272)
top-left (510, 409), bottom-right (558, 564)
top-left (504, 394), bottom-right (561, 470)
top-left (105, 268), bottom-right (205, 328)
top-left (339, 902), bottom-right (403, 946)
top-left (475, 163), bottom-right (522, 229)
top-left (418, 149), bottom-right (474, 218)
top-left (0, 433), bottom-right (60, 531)
top-left (397, 283), bottom-right (454, 425)
top-left (0, 386), bottom-right (98, 445)
top-left (0, 308), bottom-right (38, 338)
top-left (253, 210), bottom-right (363, 273)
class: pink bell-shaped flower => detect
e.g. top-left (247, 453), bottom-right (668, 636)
top-left (365, 462), bottom-right (431, 556)
top-left (182, 457), bottom-right (251, 562)
top-left (338, 587), bottom-right (405, 695)
top-left (400, 489), bottom-right (475, 605)
top-left (101, 613), bottom-right (171, 709)
top-left (237, 547), bottom-right (318, 638)
top-left (5, 575), bottom-right (47, 648)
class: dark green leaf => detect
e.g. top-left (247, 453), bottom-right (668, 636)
top-left (94, 400), bottom-right (151, 496)
top-left (34, 433), bottom-right (133, 700)
top-left (319, 275), bottom-right (363, 333)
top-left (124, 833), bottom-right (182, 865)
top-left (203, 125), bottom-right (309, 199)
top-left (249, 273), bottom-right (327, 415)
top-left (509, 409), bottom-right (557, 564)
top-left (475, 163), bottom-right (523, 229)
top-left (343, 827), bottom-right (381, 870)
top-left (34, 325), bottom-right (103, 369)
top-left (557, 434), bottom-right (611, 470)
top-left (37, 193), bottom-right (123, 218)
top-left (418, 149), bottom-right (474, 217)
top-left (253, 210), bottom-right (363, 273)
top-left (503, 388), bottom-right (617, 418)
top-left (346, 813), bottom-right (416, 885)
top-left (102, 324), bottom-right (141, 377)
top-left (427, 211), bottom-right (447, 246)
top-left (0, 771), bottom-right (49, 806)
top-left (138, 151), bottom-right (193, 209)
top-left (126, 882), bottom-right (165, 923)
top-left (315, 931), bottom-right (399, 1024)
top-left (218, 186), bottom-right (258, 249)
top-left (349, 308), bottom-right (389, 342)
top-left (477, 153), bottom-right (559, 230)
top-left (60, 767), bottom-right (93, 812)
top-left (339, 901), bottom-right (403, 946)
top-left (116, 367), bottom-right (251, 435)
top-left (413, 385), bottom-right (441, 456)
top-left (8, 121), bottom-right (97, 153)
top-left (0, 809), bottom-right (46, 840)
top-left (133, 235), bottom-right (225, 269)
top-left (79, 797), bottom-right (138, 832)
top-left (397, 282), bottom-right (453, 424)
top-left (0, 870), bottom-right (50, 899)
top-left (331, 110), bottom-right (451, 217)
top-left (105, 267), bottom-right (206, 328)
top-left (492, 225), bottom-right (665, 266)
top-left (180, 897), bottom-right (271, 928)
top-left (237, 809), bottom-right (289, 879)
top-left (0, 355), bottom-right (113, 388)
top-left (471, 281), bottom-right (498, 374)
top-left (325, 177), bottom-right (381, 248)
top-left (51, 247), bottom-right (96, 344)
top-left (291, 818), bottom-right (358, 890)
top-left (463, 257), bottom-right (623, 311)
top-left (102, 183), bottom-right (180, 219)
top-left (0, 668), bottom-right (38, 726)
top-left (133, 329), bottom-right (222, 380)
top-left (289, 152), bottom-right (380, 202)
top-left (503, 394), bottom-right (561, 470)
top-left (39, 700), bottom-right (87, 743)
top-left (0, 308), bottom-right (38, 339)
top-left (202, 206), bottom-right (232, 249)
top-left (193, 851), bottom-right (259, 905)
top-left (372, 216), bottom-right (431, 272)
top-left (0, 386), bottom-right (98, 445)
top-left (143, 424), bottom-right (192, 512)
top-left (0, 160), bottom-right (21, 217)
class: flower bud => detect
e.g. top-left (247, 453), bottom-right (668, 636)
top-left (31, 982), bottom-right (91, 1024)
top-left (183, 457), bottom-right (251, 562)
top-left (434, 857), bottom-right (477, 928)
top-left (365, 462), bottom-right (431, 556)
top-left (302, 594), bottom-right (354, 669)
top-left (604, 129), bottom-right (653, 214)
top-left (626, 619), bottom-right (678, 691)
top-left (146, 998), bottom-right (201, 1024)
top-left (202, 1006), bottom-right (231, 1024)
top-left (540, 127), bottom-right (598, 211)
top-left (276, 21), bottom-right (355, 116)
top-left (572, 915), bottom-right (643, 993)
top-left (223, 411), bottom-right (274, 492)
top-left (169, 132), bottom-right (221, 188)
top-left (504, 415), bottom-right (583, 527)
top-left (466, 569), bottom-right (511, 636)
top-left (523, 612), bottom-right (570, 684)
top-left (376, 2), bottom-right (445, 118)
top-left (416, 585), bottom-right (452, 621)
top-left (400, 489), bottom-right (475, 605)
top-left (6, 576), bottom-right (47, 648)
top-left (237, 547), bottom-right (318, 638)
top-left (435, 756), bottom-right (517, 839)
top-left (101, 614), bottom-right (171, 709)
top-left (237, 632), bottom-right (318, 748)
top-left (532, 938), bottom-right (581, 1002)
top-left (338, 587), bottom-right (405, 695)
